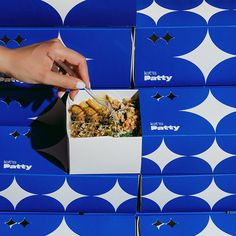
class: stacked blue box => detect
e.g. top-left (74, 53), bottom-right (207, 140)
top-left (0, 90), bottom-right (139, 213)
top-left (0, 213), bottom-right (136, 235)
top-left (0, 28), bottom-right (132, 89)
top-left (139, 86), bottom-right (236, 213)
top-left (135, 0), bottom-right (236, 87)
top-left (0, 0), bottom-right (138, 232)
top-left (0, 173), bottom-right (139, 213)
top-left (0, 0), bottom-right (136, 27)
top-left (139, 212), bottom-right (236, 236)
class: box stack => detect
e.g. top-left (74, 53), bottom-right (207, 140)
top-left (136, 1), bottom-right (236, 235)
top-left (0, 0), bottom-right (138, 235)
top-left (1, 0), bottom-right (236, 235)
top-left (135, 0), bottom-right (236, 87)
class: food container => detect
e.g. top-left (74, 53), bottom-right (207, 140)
top-left (0, 0), bottom-right (135, 27)
top-left (138, 212), bottom-right (236, 236)
top-left (0, 172), bottom-right (138, 213)
top-left (139, 86), bottom-right (236, 213)
top-left (139, 86), bottom-right (236, 175)
top-left (0, 213), bottom-right (136, 236)
top-left (135, 0), bottom-right (236, 87)
top-left (66, 90), bottom-right (142, 174)
top-left (0, 28), bottom-right (132, 89)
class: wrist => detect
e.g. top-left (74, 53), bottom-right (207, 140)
top-left (0, 47), bottom-right (15, 76)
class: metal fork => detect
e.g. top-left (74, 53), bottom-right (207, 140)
top-left (52, 60), bottom-right (113, 112)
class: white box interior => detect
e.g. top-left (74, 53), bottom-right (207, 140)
top-left (66, 90), bottom-right (142, 174)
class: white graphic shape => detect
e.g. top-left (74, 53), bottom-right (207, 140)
top-left (193, 179), bottom-right (231, 209)
top-left (197, 216), bottom-right (231, 236)
top-left (188, 1), bottom-right (223, 22)
top-left (137, 0), bottom-right (173, 25)
top-left (178, 32), bottom-right (235, 81)
top-left (143, 139), bottom-right (182, 171)
top-left (47, 218), bottom-right (79, 236)
top-left (46, 179), bottom-right (85, 210)
top-left (0, 178), bottom-right (35, 208)
top-left (97, 180), bottom-right (134, 211)
top-left (143, 180), bottom-right (181, 210)
top-left (42, 0), bottom-right (86, 22)
top-left (183, 91), bottom-right (236, 130)
top-left (197, 139), bottom-right (233, 170)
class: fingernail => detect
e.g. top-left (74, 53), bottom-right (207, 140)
top-left (76, 81), bottom-right (86, 89)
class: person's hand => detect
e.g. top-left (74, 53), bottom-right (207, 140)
top-left (0, 39), bottom-right (90, 100)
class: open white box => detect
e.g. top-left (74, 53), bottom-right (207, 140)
top-left (66, 90), bottom-right (142, 174)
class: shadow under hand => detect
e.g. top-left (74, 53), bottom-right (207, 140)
top-left (0, 85), bottom-right (55, 112)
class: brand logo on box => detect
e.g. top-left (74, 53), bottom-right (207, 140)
top-left (144, 71), bottom-right (172, 82)
top-left (150, 122), bottom-right (180, 132)
top-left (3, 160), bottom-right (32, 171)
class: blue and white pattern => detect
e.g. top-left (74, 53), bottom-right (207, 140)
top-left (0, 28), bottom-right (132, 89)
top-left (142, 176), bottom-right (236, 212)
top-left (137, 0), bottom-right (236, 27)
top-left (139, 213), bottom-right (236, 235)
top-left (0, 175), bottom-right (138, 213)
top-left (140, 87), bottom-right (236, 175)
top-left (0, 0), bottom-right (135, 27)
top-left (135, 0), bottom-right (236, 87)
top-left (0, 213), bottom-right (135, 236)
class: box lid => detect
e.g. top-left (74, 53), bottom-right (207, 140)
top-left (137, 0), bottom-right (236, 28)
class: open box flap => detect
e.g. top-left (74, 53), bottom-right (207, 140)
top-left (32, 97), bottom-right (69, 173)
top-left (0, 94), bottom-right (69, 174)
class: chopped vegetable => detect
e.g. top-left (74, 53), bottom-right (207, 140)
top-left (69, 95), bottom-right (140, 137)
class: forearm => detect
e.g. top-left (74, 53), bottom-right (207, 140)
top-left (0, 46), bottom-right (13, 75)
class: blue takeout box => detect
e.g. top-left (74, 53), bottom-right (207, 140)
top-left (0, 213), bottom-right (136, 236)
top-left (135, 0), bottom-right (236, 87)
top-left (3, 86), bottom-right (236, 176)
top-left (139, 86), bottom-right (236, 213)
top-left (0, 28), bottom-right (132, 89)
top-left (0, 0), bottom-right (135, 27)
top-left (139, 212), bottom-right (236, 236)
top-left (139, 86), bottom-right (236, 175)
top-left (141, 174), bottom-right (236, 213)
top-left (0, 96), bottom-right (139, 213)
top-left (0, 173), bottom-right (139, 213)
